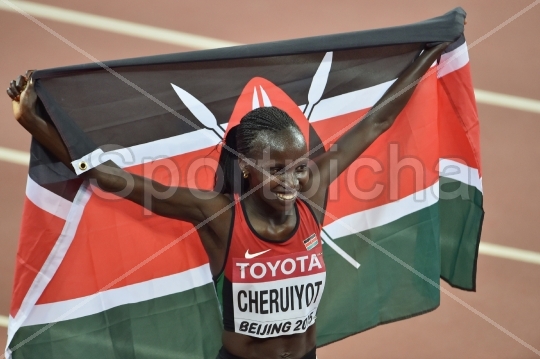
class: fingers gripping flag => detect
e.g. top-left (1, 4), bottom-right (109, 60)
top-left (7, 8), bottom-right (483, 359)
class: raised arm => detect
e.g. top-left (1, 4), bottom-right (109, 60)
top-left (304, 42), bottom-right (450, 220)
top-left (7, 74), bottom-right (229, 225)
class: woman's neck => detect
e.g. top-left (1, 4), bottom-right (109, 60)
top-left (243, 193), bottom-right (294, 226)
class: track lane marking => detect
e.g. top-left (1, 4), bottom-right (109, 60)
top-left (479, 242), bottom-right (540, 265)
top-left (0, 147), bottom-right (29, 166)
top-left (475, 89), bottom-right (540, 114)
top-left (0, 0), bottom-right (240, 49)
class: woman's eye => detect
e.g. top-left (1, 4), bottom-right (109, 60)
top-left (296, 165), bottom-right (307, 172)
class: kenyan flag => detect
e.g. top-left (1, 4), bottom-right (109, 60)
top-left (7, 7), bottom-right (482, 358)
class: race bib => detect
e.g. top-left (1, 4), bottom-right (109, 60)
top-left (232, 250), bottom-right (326, 338)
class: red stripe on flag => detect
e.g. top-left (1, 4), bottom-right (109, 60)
top-left (37, 149), bottom-right (215, 304)
top-left (10, 198), bottom-right (66, 317)
top-left (313, 75), bottom-right (440, 226)
top-left (438, 63), bottom-right (481, 173)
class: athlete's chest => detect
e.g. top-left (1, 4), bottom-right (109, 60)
top-left (223, 199), bottom-right (326, 338)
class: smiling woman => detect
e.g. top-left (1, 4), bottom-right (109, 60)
top-left (213, 107), bottom-right (323, 358)
top-left (7, 41), bottom-right (449, 359)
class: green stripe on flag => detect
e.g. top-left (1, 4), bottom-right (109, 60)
top-left (439, 177), bottom-right (484, 291)
top-left (317, 202), bottom-right (440, 346)
top-left (10, 283), bottom-right (223, 359)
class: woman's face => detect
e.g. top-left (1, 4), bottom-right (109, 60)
top-left (241, 128), bottom-right (309, 212)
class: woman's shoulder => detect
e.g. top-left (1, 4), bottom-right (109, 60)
top-left (296, 197), bottom-right (322, 228)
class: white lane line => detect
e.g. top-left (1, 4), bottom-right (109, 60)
top-left (0, 0), bottom-right (240, 49)
top-left (0, 147), bottom-right (29, 166)
top-left (479, 242), bottom-right (540, 265)
top-left (0, 315), bottom-right (8, 328)
top-left (475, 89), bottom-right (540, 114)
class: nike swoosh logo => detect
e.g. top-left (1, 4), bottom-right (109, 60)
top-left (245, 249), bottom-right (271, 259)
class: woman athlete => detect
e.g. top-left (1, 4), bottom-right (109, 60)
top-left (8, 42), bottom-right (449, 359)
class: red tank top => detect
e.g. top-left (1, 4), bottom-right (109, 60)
top-left (214, 194), bottom-right (326, 338)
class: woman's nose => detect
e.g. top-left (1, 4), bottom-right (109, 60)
top-left (280, 171), bottom-right (298, 188)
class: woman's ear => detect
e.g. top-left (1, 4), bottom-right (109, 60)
top-left (239, 156), bottom-right (258, 179)
top-left (238, 157), bottom-right (250, 177)
top-left (238, 157), bottom-right (247, 172)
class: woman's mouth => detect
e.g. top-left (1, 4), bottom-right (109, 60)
top-left (275, 192), bottom-right (297, 201)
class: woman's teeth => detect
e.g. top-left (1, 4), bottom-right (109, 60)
top-left (276, 192), bottom-right (297, 201)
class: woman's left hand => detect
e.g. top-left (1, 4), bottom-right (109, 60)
top-left (7, 70), bottom-right (37, 123)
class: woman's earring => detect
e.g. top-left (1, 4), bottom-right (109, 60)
top-left (243, 171), bottom-right (249, 178)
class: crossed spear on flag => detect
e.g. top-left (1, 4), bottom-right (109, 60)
top-left (170, 52), bottom-right (360, 269)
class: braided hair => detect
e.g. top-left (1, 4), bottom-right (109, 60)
top-left (215, 106), bottom-right (301, 194)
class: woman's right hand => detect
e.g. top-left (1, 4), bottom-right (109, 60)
top-left (7, 70), bottom-right (37, 123)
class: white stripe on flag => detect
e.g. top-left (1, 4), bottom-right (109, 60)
top-left (306, 79), bottom-right (395, 123)
top-left (6, 315), bottom-right (15, 340)
top-left (323, 159), bottom-right (482, 241)
top-left (7, 183), bottom-right (93, 350)
top-left (91, 128), bottom-right (221, 168)
top-left (22, 264), bottom-right (213, 327)
top-left (439, 159), bottom-right (483, 193)
top-left (5, 316), bottom-right (14, 359)
top-left (438, 41), bottom-right (469, 78)
top-left (321, 160), bottom-right (482, 269)
top-left (26, 176), bottom-right (72, 220)
top-left (323, 181), bottom-right (439, 240)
